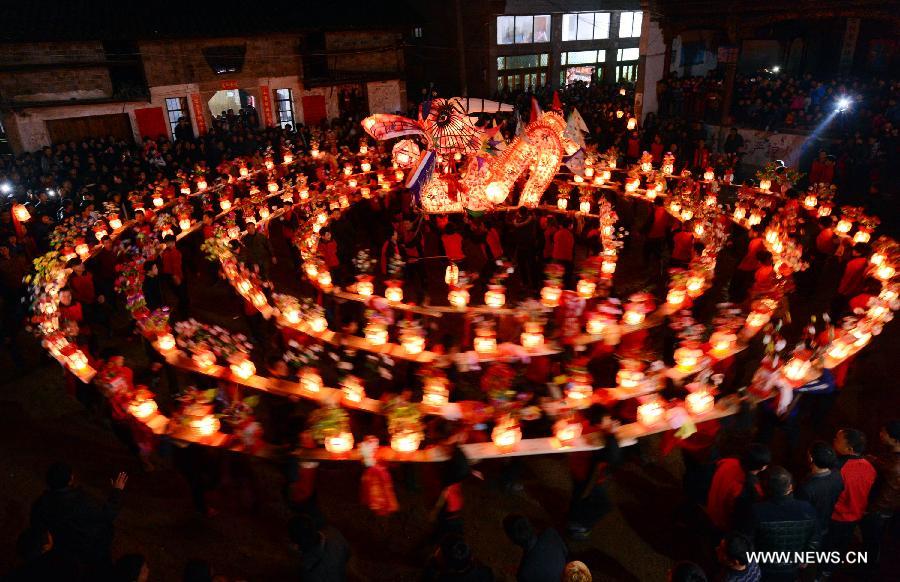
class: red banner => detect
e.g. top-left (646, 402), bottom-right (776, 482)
top-left (190, 93), bottom-right (207, 134)
top-left (259, 86), bottom-right (273, 127)
top-left (220, 80), bottom-right (239, 90)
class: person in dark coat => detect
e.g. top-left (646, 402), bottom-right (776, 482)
top-left (289, 515), bottom-right (351, 582)
top-left (739, 466), bottom-right (820, 581)
top-left (797, 441), bottom-right (844, 537)
top-left (3, 525), bottom-right (82, 582)
top-left (29, 462), bottom-right (127, 575)
top-left (423, 534), bottom-right (494, 582)
top-left (502, 514), bottom-right (567, 582)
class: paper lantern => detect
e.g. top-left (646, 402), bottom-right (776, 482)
top-left (342, 377), bottom-right (365, 403)
top-left (423, 377), bottom-right (450, 407)
top-left (129, 398), bottom-right (158, 420)
top-left (473, 327), bottom-right (498, 355)
top-left (220, 199), bottom-right (232, 212)
top-left (283, 306), bottom-right (301, 325)
top-left (573, 175), bottom-right (584, 184)
top-left (746, 310), bottom-right (769, 329)
top-left (157, 333), bottom-right (176, 352)
top-left (686, 275), bottom-right (705, 297)
top-left (615, 110), bottom-right (624, 119)
top-left (316, 271), bottom-right (333, 289)
top-left (693, 224), bottom-right (705, 236)
top-left (748, 211), bottom-right (763, 226)
top-left (348, 178), bottom-right (358, 189)
top-left (448, 288), bottom-right (469, 308)
top-left (584, 166), bottom-right (594, 178)
top-left (484, 285), bottom-right (506, 308)
top-left (108, 216), bottom-right (122, 230)
top-left (343, 165), bottom-right (353, 176)
top-left (667, 287), bottom-right (686, 306)
top-left (230, 357), bottom-right (256, 379)
top-left (307, 314), bottom-right (328, 333)
top-left (394, 169), bottom-right (405, 181)
top-left (152, 196), bottom-right (164, 208)
top-left (250, 290), bottom-right (268, 308)
top-left (359, 144), bottom-right (369, 155)
top-left (259, 206), bottom-right (271, 220)
top-left (12, 204), bottom-right (30, 222)
top-left (875, 264), bottom-right (895, 282)
top-left (360, 187), bottom-right (371, 199)
top-left (566, 372), bottom-right (594, 408)
top-left (601, 260), bottom-right (617, 276)
top-left (264, 159), bottom-right (275, 171)
top-left (521, 321), bottom-right (544, 350)
top-left (585, 313), bottom-right (609, 336)
top-left (190, 415), bottom-right (220, 437)
top-left (852, 230), bottom-right (871, 244)
top-left (192, 349), bottom-right (216, 369)
top-left (227, 226), bottom-right (240, 239)
top-left (758, 179), bottom-right (771, 192)
top-left (484, 181), bottom-right (509, 205)
top-left (625, 178), bottom-right (640, 192)
top-left (803, 194), bottom-right (817, 209)
top-left (662, 163), bottom-right (674, 175)
top-left (360, 161), bottom-right (372, 173)
top-left (593, 175), bottom-right (605, 186)
top-left (67, 350), bottom-right (89, 371)
top-left (705, 195), bottom-right (717, 207)
top-left (239, 165), bottom-right (249, 177)
top-left (640, 161), bottom-right (653, 173)
top-left (283, 153), bottom-right (294, 164)
top-left (637, 400), bottom-right (665, 426)
top-left (835, 219), bottom-right (852, 234)
top-left (616, 367), bottom-right (644, 390)
top-left (197, 179), bottom-right (208, 191)
top-left (827, 338), bottom-right (852, 360)
top-left (576, 279), bottom-right (596, 299)
top-left (674, 346), bottom-right (703, 372)
top-left (385, 283), bottom-right (404, 303)
top-left (557, 197), bottom-right (568, 210)
top-left (364, 322), bottom-right (388, 346)
top-left (324, 432), bottom-right (354, 454)
top-left (541, 284), bottom-right (562, 307)
top-left (680, 209), bottom-right (694, 221)
top-left (818, 204), bottom-right (833, 217)
top-left (391, 430), bottom-right (423, 453)
top-left (553, 419), bottom-right (583, 447)
top-left (870, 252), bottom-right (885, 266)
top-left (491, 419), bottom-right (522, 452)
top-left (310, 148), bottom-right (320, 158)
top-left (733, 207), bottom-right (746, 221)
top-left (686, 390), bottom-right (714, 415)
top-left (300, 369), bottom-right (323, 393)
top-left (626, 117), bottom-right (637, 130)
top-left (579, 200), bottom-right (591, 214)
top-left (401, 333), bottom-right (425, 355)
top-left (782, 351), bottom-right (812, 383)
top-left (356, 279), bottom-right (374, 297)
top-left (299, 188), bottom-right (310, 200)
top-left (392, 140), bottom-right (420, 168)
top-left (622, 306), bottom-right (644, 326)
top-left (709, 331), bottom-right (737, 358)
top-left (75, 243), bottom-right (90, 259)
top-left (703, 169), bottom-right (715, 181)
top-left (94, 225), bottom-right (108, 241)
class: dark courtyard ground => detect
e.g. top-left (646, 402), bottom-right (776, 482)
top-left (2, 209), bottom-right (899, 581)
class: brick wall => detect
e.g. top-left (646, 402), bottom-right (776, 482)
top-left (325, 31), bottom-right (404, 74)
top-left (140, 35), bottom-right (302, 87)
top-left (0, 41), bottom-right (112, 101)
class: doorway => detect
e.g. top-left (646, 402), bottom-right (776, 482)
top-left (46, 113), bottom-right (133, 145)
top-left (208, 89), bottom-right (256, 123)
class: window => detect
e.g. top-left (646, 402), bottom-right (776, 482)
top-left (498, 54), bottom-right (548, 70)
top-left (617, 65), bottom-right (637, 83)
top-left (561, 50), bottom-right (606, 87)
top-left (201, 45), bottom-right (246, 75)
top-left (497, 14), bottom-right (551, 45)
top-left (496, 53), bottom-right (549, 92)
top-left (412, 27), bottom-right (423, 38)
top-left (165, 97), bottom-right (190, 138)
top-left (562, 50), bottom-right (606, 66)
top-left (274, 89), bottom-right (295, 129)
top-left (562, 12), bottom-right (610, 41)
top-left (617, 47), bottom-right (640, 62)
top-left (618, 11), bottom-right (643, 38)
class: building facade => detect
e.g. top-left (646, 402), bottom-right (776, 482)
top-left (0, 2), bottom-right (411, 153)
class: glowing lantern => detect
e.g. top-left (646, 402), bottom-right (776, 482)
top-left (299, 188), bottom-right (310, 200)
top-left (758, 179), bottom-right (771, 192)
top-left (616, 365), bottom-right (645, 389)
top-left (324, 432), bottom-right (354, 454)
top-left (360, 187), bottom-right (371, 199)
top-left (705, 195), bottom-right (717, 208)
top-left (236, 279), bottom-right (252, 295)
top-left (94, 225), bottom-right (108, 241)
top-left (385, 283), bottom-right (404, 303)
top-left (190, 415), bottom-right (220, 437)
top-left (875, 264), bottom-right (895, 282)
top-left (835, 219), bottom-right (852, 234)
top-left (230, 356), bottom-right (256, 379)
top-left (626, 117), bottom-right (637, 130)
top-left (13, 204), bottom-right (31, 222)
top-left (300, 369), bottom-right (323, 393)
top-left (423, 376), bottom-right (450, 407)
top-left (264, 159), bottom-right (275, 171)
top-left (601, 260), bottom-right (617, 277)
top-left (782, 351), bottom-right (813, 383)
top-left (307, 313), bottom-right (328, 333)
top-left (401, 333), bottom-right (425, 355)
top-left (686, 389), bottom-right (714, 415)
top-left (746, 310), bottom-right (769, 329)
top-left (733, 206), bottom-right (746, 221)
top-left (667, 287), bottom-right (686, 307)
top-left (709, 331), bottom-right (737, 358)
top-left (157, 333), bottom-right (176, 352)
top-left (693, 223), bottom-right (705, 237)
top-left (803, 194), bottom-right (817, 209)
top-left (129, 398), bottom-right (158, 420)
top-left (879, 286), bottom-right (897, 302)
top-left (177, 218), bottom-right (191, 232)
top-left (576, 278), bottom-right (596, 299)
top-left (541, 284), bottom-right (562, 307)
top-left (317, 271), bottom-right (333, 289)
top-left (579, 200), bottom-right (591, 214)
top-left (348, 178), bottom-right (358, 189)
top-left (625, 177), bottom-right (640, 192)
top-left (151, 195), bottom-right (164, 208)
top-left (521, 321), bottom-right (544, 350)
top-left (851, 328), bottom-right (872, 348)
top-left (573, 175), bottom-right (584, 184)
top-left (360, 161), bottom-right (372, 173)
top-left (557, 197), bottom-right (568, 210)
top-left (108, 216), bottom-right (122, 230)
top-left (827, 338), bottom-right (852, 360)
top-left (310, 147), bottom-right (320, 158)
top-left (267, 181), bottom-right (279, 193)
top-left (343, 165), bottom-right (353, 176)
top-left (220, 199), bottom-right (232, 212)
top-left (553, 418), bottom-right (583, 447)
top-left (615, 110), bottom-right (624, 119)
top-left (622, 304), bottom-right (645, 326)
top-left (484, 285), bottom-right (506, 308)
top-left (364, 321), bottom-right (388, 346)
top-left (196, 179), bottom-right (208, 191)
top-left (492, 418), bottom-right (522, 452)
top-left (674, 345), bottom-right (703, 372)
top-left (662, 163), bottom-right (674, 175)
top-left (748, 211), bottom-right (763, 226)
top-left (640, 160), bottom-right (653, 173)
top-left (227, 226), bottom-right (240, 239)
top-left (259, 207), bottom-right (271, 221)
top-left (586, 313), bottom-right (609, 336)
top-left (239, 165), bottom-right (249, 177)
top-left (445, 264), bottom-right (459, 285)
top-left (703, 168), bottom-right (715, 181)
top-left (637, 399), bottom-right (665, 426)
top-left (566, 372), bottom-right (594, 407)
top-left (448, 288), bottom-right (470, 308)
top-left (359, 144), bottom-right (369, 155)
top-left (680, 209), bottom-right (694, 221)
top-left (867, 302), bottom-right (889, 321)
top-left (852, 230), bottom-right (871, 244)
top-left (67, 350), bottom-right (89, 371)
top-left (341, 376), bottom-right (365, 403)
top-left (250, 290), bottom-right (267, 308)
top-left (192, 349), bottom-right (216, 369)
top-left (686, 275), bottom-right (705, 297)
top-left (669, 201), bottom-right (681, 214)
top-left (584, 166), bottom-right (594, 178)
top-left (391, 430), bottom-right (422, 453)
top-left (75, 242), bottom-right (90, 259)
top-left (356, 279), bottom-right (374, 297)
top-left (818, 204), bottom-right (833, 217)
top-left (870, 252), bottom-right (885, 266)
top-left (283, 306), bottom-right (301, 324)
top-left (283, 152), bottom-right (294, 164)
top-left (473, 328), bottom-right (498, 355)
top-left (394, 169), bottom-right (405, 181)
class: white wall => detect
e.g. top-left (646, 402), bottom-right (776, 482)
top-left (639, 16), bottom-right (666, 119)
top-left (367, 80), bottom-right (403, 115)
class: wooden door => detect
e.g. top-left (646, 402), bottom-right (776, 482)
top-left (46, 113), bottom-right (134, 145)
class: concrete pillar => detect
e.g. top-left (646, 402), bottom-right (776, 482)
top-left (636, 15), bottom-right (665, 120)
top-left (838, 17), bottom-right (860, 75)
top-left (606, 12), bottom-right (621, 84)
top-left (549, 13), bottom-right (563, 90)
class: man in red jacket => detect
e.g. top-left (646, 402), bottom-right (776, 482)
top-left (160, 235), bottom-right (188, 315)
top-left (823, 428), bottom-right (877, 575)
top-left (706, 443), bottom-right (771, 534)
top-left (68, 260), bottom-right (95, 306)
top-left (833, 243), bottom-right (871, 315)
top-left (552, 218), bottom-right (575, 287)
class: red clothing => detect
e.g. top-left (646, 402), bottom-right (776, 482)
top-left (442, 233), bottom-right (465, 262)
top-left (626, 137), bottom-right (640, 159)
top-left (320, 240), bottom-right (339, 268)
top-left (692, 147), bottom-right (709, 169)
top-left (737, 238), bottom-right (765, 271)
top-left (161, 247), bottom-right (183, 280)
top-left (60, 302), bottom-right (83, 324)
top-left (751, 265), bottom-right (776, 295)
top-left (486, 228), bottom-right (502, 260)
top-left (647, 206), bottom-right (670, 239)
top-left (650, 142), bottom-right (665, 163)
top-left (816, 228), bottom-right (839, 255)
top-left (94, 248), bottom-right (118, 281)
top-left (672, 231), bottom-right (694, 262)
top-left (543, 225), bottom-right (558, 258)
top-left (809, 160), bottom-right (834, 185)
top-left (832, 456), bottom-right (877, 522)
top-left (552, 228), bottom-right (575, 261)
top-left (69, 272), bottom-right (96, 305)
top-left (202, 224), bottom-right (216, 239)
top-left (837, 257), bottom-right (868, 296)
top-left (707, 458), bottom-right (757, 531)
